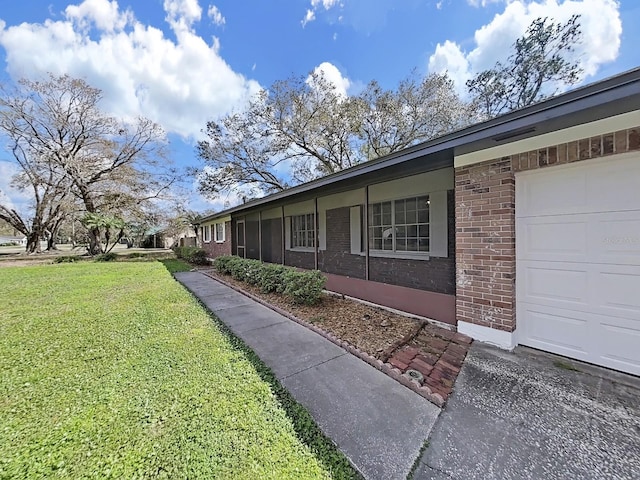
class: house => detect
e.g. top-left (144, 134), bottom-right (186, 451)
top-left (198, 68), bottom-right (640, 377)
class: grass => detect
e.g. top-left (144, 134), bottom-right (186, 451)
top-left (158, 258), bottom-right (193, 273)
top-left (553, 359), bottom-right (581, 372)
top-left (0, 262), bottom-right (357, 479)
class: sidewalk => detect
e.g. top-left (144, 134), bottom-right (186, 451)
top-left (175, 271), bottom-right (440, 480)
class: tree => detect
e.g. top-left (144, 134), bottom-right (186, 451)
top-left (0, 143), bottom-right (71, 253)
top-left (0, 74), bottom-right (175, 254)
top-left (467, 15), bottom-right (583, 118)
top-left (356, 72), bottom-right (471, 159)
top-left (196, 69), bottom-right (470, 200)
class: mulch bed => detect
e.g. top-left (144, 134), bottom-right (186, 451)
top-left (199, 268), bottom-right (472, 406)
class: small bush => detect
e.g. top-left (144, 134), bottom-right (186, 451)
top-left (173, 246), bottom-right (209, 265)
top-left (244, 259), bottom-right (264, 285)
top-left (95, 252), bottom-right (118, 262)
top-left (54, 255), bottom-right (83, 263)
top-left (126, 252), bottom-right (145, 259)
top-left (283, 269), bottom-right (326, 305)
top-left (229, 256), bottom-right (248, 281)
top-left (189, 249), bottom-right (210, 265)
top-left (213, 255), bottom-right (234, 275)
top-left (258, 263), bottom-right (289, 293)
top-left (212, 256), bottom-right (326, 305)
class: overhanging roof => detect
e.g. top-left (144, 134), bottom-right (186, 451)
top-left (198, 67), bottom-right (640, 223)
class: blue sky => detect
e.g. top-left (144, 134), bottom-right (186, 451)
top-left (0, 0), bottom-right (638, 213)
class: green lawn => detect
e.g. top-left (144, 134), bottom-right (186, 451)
top-left (0, 262), bottom-right (355, 479)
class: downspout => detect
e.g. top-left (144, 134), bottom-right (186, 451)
top-left (281, 205), bottom-right (285, 266)
top-left (365, 185), bottom-right (370, 281)
top-left (258, 210), bottom-right (263, 262)
top-left (314, 197), bottom-right (319, 270)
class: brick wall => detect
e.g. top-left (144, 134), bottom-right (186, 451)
top-left (318, 206), bottom-right (365, 279)
top-left (284, 249), bottom-right (315, 270)
top-left (201, 221), bottom-right (232, 259)
top-left (456, 125), bottom-right (640, 333)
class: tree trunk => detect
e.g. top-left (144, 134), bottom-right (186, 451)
top-left (25, 231), bottom-right (41, 254)
top-left (88, 227), bottom-right (103, 255)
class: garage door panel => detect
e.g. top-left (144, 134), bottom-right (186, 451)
top-left (518, 169), bottom-right (587, 217)
top-left (590, 161), bottom-right (640, 212)
top-left (519, 264), bottom-right (588, 306)
top-left (596, 269), bottom-right (640, 317)
top-left (520, 304), bottom-right (590, 357)
top-left (596, 320), bottom-right (640, 375)
top-left (516, 154), bottom-right (640, 376)
top-left (595, 212), bottom-right (640, 265)
top-left (517, 218), bottom-right (588, 262)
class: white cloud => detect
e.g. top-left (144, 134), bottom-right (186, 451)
top-left (308, 61), bottom-right (351, 97)
top-left (0, 0), bottom-right (261, 140)
top-left (207, 4), bottom-right (225, 26)
top-left (164, 0), bottom-right (202, 32)
top-left (429, 0), bottom-right (622, 95)
top-left (302, 0), bottom-right (341, 26)
top-left (467, 0), bottom-right (504, 7)
top-left (301, 9), bottom-right (315, 27)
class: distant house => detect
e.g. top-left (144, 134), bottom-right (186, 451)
top-left (198, 68), bottom-right (640, 377)
top-left (0, 235), bottom-right (27, 246)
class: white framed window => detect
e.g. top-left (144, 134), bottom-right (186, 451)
top-left (203, 224), bottom-right (212, 243)
top-left (369, 195), bottom-right (430, 253)
top-left (291, 213), bottom-right (315, 248)
top-left (214, 222), bottom-right (225, 243)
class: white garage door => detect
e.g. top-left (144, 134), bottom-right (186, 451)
top-left (516, 153), bottom-right (640, 376)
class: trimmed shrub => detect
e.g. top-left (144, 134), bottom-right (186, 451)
top-left (189, 249), bottom-right (210, 265)
top-left (282, 269), bottom-right (326, 305)
top-left (212, 256), bottom-right (326, 305)
top-left (95, 252), bottom-right (118, 262)
top-left (212, 255), bottom-right (234, 275)
top-left (228, 256), bottom-right (248, 281)
top-left (53, 255), bottom-right (83, 263)
top-left (258, 263), bottom-right (289, 294)
top-left (244, 259), bottom-right (263, 285)
top-left (173, 246), bottom-right (209, 265)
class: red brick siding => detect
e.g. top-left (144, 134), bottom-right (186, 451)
top-left (201, 221), bottom-right (232, 259)
top-left (285, 249), bottom-right (315, 270)
top-left (318, 206), bottom-right (366, 279)
top-left (456, 126), bottom-right (640, 333)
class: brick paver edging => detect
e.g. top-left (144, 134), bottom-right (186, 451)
top-left (196, 270), bottom-right (448, 407)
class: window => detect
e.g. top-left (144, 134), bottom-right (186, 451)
top-left (214, 222), bottom-right (225, 243)
top-left (203, 224), bottom-right (212, 243)
top-left (369, 195), bottom-right (429, 253)
top-left (291, 213), bottom-right (315, 248)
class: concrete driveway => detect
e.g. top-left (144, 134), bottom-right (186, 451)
top-left (413, 343), bottom-right (640, 480)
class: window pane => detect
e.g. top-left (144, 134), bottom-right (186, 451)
top-left (418, 225), bottom-right (429, 238)
top-left (408, 225), bottom-right (417, 237)
top-left (382, 213), bottom-right (392, 225)
top-left (382, 202), bottom-right (391, 215)
top-left (396, 238), bottom-right (406, 251)
top-left (419, 238), bottom-right (430, 251)
top-left (396, 226), bottom-right (406, 239)
top-left (308, 231), bottom-right (314, 247)
top-left (372, 238), bottom-right (382, 250)
top-left (418, 207), bottom-right (429, 223)
top-left (407, 238), bottom-right (418, 251)
top-left (383, 238), bottom-right (393, 250)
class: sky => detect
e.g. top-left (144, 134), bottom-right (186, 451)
top-left (0, 0), bottom-right (638, 214)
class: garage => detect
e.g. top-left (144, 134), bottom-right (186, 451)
top-left (516, 153), bottom-right (640, 376)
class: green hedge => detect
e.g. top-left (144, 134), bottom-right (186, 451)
top-left (173, 246), bottom-right (210, 265)
top-left (213, 255), bottom-right (326, 305)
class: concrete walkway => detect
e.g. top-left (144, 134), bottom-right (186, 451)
top-left (175, 271), bottom-right (440, 480)
top-left (414, 343), bottom-right (640, 479)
